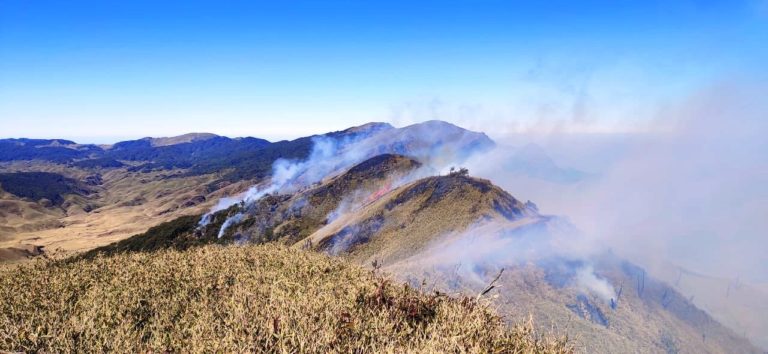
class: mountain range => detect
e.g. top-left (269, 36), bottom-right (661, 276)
top-left (0, 121), bottom-right (763, 352)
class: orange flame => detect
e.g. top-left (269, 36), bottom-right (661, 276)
top-left (366, 181), bottom-right (392, 204)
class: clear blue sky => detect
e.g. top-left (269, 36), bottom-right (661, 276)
top-left (1, 0), bottom-right (766, 142)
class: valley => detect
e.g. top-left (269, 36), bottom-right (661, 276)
top-left (0, 121), bottom-right (764, 353)
top-left (0, 162), bottom-right (250, 261)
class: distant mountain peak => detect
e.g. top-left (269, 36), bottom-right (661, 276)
top-left (144, 133), bottom-right (220, 147)
top-left (341, 122), bottom-right (394, 135)
top-left (410, 119), bottom-right (462, 128)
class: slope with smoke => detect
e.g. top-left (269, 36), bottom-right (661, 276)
top-left (457, 83), bottom-right (768, 284)
top-left (197, 91), bottom-right (766, 346)
top-left (371, 83), bottom-right (767, 347)
top-left (442, 82), bottom-right (768, 346)
top-left (387, 213), bottom-right (619, 306)
top-left (200, 120), bottom-right (494, 238)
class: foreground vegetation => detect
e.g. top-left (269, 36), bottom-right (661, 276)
top-left (0, 243), bottom-right (570, 353)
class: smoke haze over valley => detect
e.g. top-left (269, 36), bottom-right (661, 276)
top-left (1, 111), bottom-right (766, 351)
top-left (2, 0), bottom-right (767, 352)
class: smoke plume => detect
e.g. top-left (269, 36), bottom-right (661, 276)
top-left (204, 120), bottom-right (491, 238)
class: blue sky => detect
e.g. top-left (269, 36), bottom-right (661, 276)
top-left (1, 0), bottom-right (766, 142)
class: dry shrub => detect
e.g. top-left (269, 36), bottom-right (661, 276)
top-left (0, 243), bottom-right (570, 353)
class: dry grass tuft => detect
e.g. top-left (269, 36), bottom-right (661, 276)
top-left (0, 243), bottom-right (570, 353)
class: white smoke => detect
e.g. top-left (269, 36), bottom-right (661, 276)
top-left (327, 165), bottom-right (433, 222)
top-left (413, 82), bottom-right (768, 285)
top-left (198, 196), bottom-right (245, 227)
top-left (200, 135), bottom-right (354, 229)
top-left (203, 129), bottom-right (390, 235)
top-left (383, 82), bottom-right (768, 344)
top-left (575, 265), bottom-right (616, 303)
top-left (204, 120), bottom-right (492, 238)
top-left (217, 213), bottom-right (243, 239)
top-left (387, 217), bottom-right (619, 303)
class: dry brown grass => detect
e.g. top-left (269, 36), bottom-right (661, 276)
top-left (0, 243), bottom-right (571, 353)
top-left (303, 175), bottom-right (542, 267)
top-left (0, 162), bottom-right (252, 257)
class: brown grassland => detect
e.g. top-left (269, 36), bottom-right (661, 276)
top-left (0, 243), bottom-right (571, 353)
top-left (0, 162), bottom-right (252, 259)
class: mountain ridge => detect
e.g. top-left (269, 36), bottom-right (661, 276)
top-left (1, 121), bottom-right (760, 352)
top-left (0, 121), bottom-right (492, 259)
top-left (73, 152), bottom-right (761, 352)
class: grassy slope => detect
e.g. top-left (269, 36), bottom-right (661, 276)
top-left (389, 261), bottom-right (762, 354)
top-left (304, 174), bottom-right (539, 265)
top-left (0, 171), bottom-right (87, 206)
top-left (654, 266), bottom-right (768, 350)
top-left (0, 244), bottom-right (44, 264)
top-left (2, 153), bottom-right (757, 352)
top-left (81, 214), bottom-right (206, 257)
top-left (0, 162), bottom-right (252, 257)
top-left (0, 243), bottom-right (570, 353)
top-left (222, 154), bottom-right (423, 244)
top-left (299, 174), bottom-right (761, 353)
